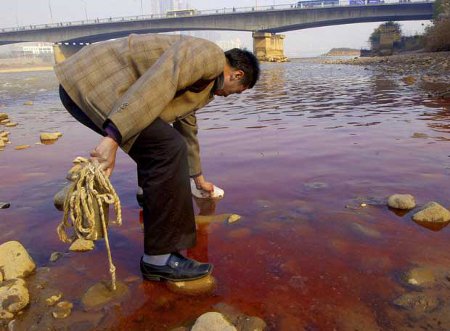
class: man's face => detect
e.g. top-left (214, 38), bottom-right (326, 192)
top-left (214, 69), bottom-right (248, 97)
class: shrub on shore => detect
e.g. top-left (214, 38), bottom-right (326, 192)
top-left (424, 0), bottom-right (450, 51)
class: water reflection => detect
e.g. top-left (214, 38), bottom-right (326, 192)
top-left (1, 61), bottom-right (450, 330)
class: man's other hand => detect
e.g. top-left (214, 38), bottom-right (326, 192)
top-left (90, 136), bottom-right (119, 177)
top-left (193, 175), bottom-right (214, 193)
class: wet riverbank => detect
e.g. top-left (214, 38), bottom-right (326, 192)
top-left (1, 57), bottom-right (450, 330)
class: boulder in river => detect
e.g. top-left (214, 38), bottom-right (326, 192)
top-left (0, 241), bottom-right (36, 280)
top-left (0, 278), bottom-right (30, 314)
top-left (387, 194), bottom-right (416, 210)
top-left (191, 312), bottom-right (237, 331)
top-left (412, 202), bottom-right (450, 231)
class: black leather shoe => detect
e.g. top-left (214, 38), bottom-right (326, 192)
top-left (140, 252), bottom-right (213, 281)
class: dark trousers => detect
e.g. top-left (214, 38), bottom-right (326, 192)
top-left (59, 86), bottom-right (196, 255)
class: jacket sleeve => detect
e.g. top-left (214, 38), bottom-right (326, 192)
top-left (173, 113), bottom-right (202, 177)
top-left (107, 37), bottom-right (225, 143)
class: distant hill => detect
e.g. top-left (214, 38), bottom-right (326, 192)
top-left (323, 48), bottom-right (361, 56)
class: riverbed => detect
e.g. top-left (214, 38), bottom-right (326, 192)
top-left (0, 58), bottom-right (449, 330)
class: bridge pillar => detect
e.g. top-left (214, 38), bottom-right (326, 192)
top-left (52, 44), bottom-right (84, 64)
top-left (252, 32), bottom-right (287, 63)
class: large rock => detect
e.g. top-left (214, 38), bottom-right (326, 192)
top-left (166, 275), bottom-right (216, 296)
top-left (412, 202), bottom-right (450, 230)
top-left (387, 194), bottom-right (416, 210)
top-left (191, 312), bottom-right (237, 331)
top-left (0, 241), bottom-right (36, 280)
top-left (0, 278), bottom-right (30, 314)
top-left (69, 238), bottom-right (95, 252)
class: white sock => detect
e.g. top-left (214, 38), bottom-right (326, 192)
top-left (143, 253), bottom-right (170, 266)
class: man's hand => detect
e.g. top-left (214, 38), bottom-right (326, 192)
top-left (90, 136), bottom-right (119, 177)
top-left (193, 175), bottom-right (214, 193)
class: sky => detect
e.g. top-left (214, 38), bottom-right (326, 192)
top-left (0, 0), bottom-right (432, 57)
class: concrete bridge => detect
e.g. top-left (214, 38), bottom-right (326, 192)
top-left (0, 1), bottom-right (434, 62)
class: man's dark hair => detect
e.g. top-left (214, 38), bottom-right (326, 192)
top-left (224, 48), bottom-right (260, 89)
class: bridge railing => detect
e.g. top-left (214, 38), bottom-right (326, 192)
top-left (0, 0), bottom-right (434, 34)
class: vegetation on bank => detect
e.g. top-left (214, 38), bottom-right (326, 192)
top-left (424, 0), bottom-right (450, 51)
top-left (366, 0), bottom-right (450, 55)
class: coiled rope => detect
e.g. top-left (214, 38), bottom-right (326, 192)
top-left (57, 157), bottom-right (122, 291)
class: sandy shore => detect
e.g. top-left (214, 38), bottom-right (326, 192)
top-left (0, 66), bottom-right (54, 73)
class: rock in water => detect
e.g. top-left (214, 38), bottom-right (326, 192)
top-left (5, 123), bottom-right (17, 128)
top-left (402, 76), bottom-right (416, 85)
top-left (0, 202), bottom-right (10, 209)
top-left (0, 241), bottom-right (36, 280)
top-left (53, 184), bottom-right (72, 211)
top-left (387, 194), bottom-right (416, 210)
top-left (405, 267), bottom-right (436, 287)
top-left (166, 275), bottom-right (216, 296)
top-left (412, 202), bottom-right (450, 231)
top-left (69, 238), bottom-right (95, 252)
top-left (191, 312), bottom-right (237, 331)
top-left (23, 101), bottom-right (33, 106)
top-left (81, 281), bottom-right (129, 310)
top-left (227, 214), bottom-right (241, 224)
top-left (0, 113), bottom-right (8, 121)
top-left (393, 293), bottom-right (439, 313)
top-left (0, 278), bottom-right (30, 314)
top-left (52, 301), bottom-right (73, 319)
top-left (14, 145), bottom-right (30, 150)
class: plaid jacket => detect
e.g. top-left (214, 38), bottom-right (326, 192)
top-left (54, 33), bottom-right (226, 176)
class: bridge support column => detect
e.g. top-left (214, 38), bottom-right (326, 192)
top-left (52, 44), bottom-right (84, 64)
top-left (252, 32), bottom-right (287, 63)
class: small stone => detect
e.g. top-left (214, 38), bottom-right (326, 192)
top-left (0, 279), bottom-right (30, 314)
top-left (49, 252), bottom-right (63, 263)
top-left (0, 241), bottom-right (36, 280)
top-left (412, 132), bottom-right (428, 139)
top-left (405, 267), bottom-right (436, 287)
top-left (0, 119), bottom-right (10, 125)
top-left (167, 275), bottom-right (216, 296)
top-left (5, 123), bottom-right (17, 128)
top-left (0, 310), bottom-right (14, 320)
top-left (14, 145), bottom-right (30, 150)
top-left (402, 76), bottom-right (416, 85)
top-left (45, 293), bottom-right (62, 306)
top-left (81, 281), bottom-right (129, 310)
top-left (387, 194), bottom-right (416, 210)
top-left (191, 312), bottom-right (237, 331)
top-left (69, 238), bottom-right (95, 252)
top-left (412, 202), bottom-right (450, 229)
top-left (23, 101), bottom-right (33, 106)
top-left (393, 292), bottom-right (439, 312)
top-left (40, 132), bottom-right (61, 144)
top-left (0, 113), bottom-right (8, 121)
top-left (227, 214), bottom-right (241, 224)
top-left (52, 301), bottom-right (73, 319)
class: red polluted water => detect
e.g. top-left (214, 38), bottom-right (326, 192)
top-left (0, 61), bottom-right (449, 330)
